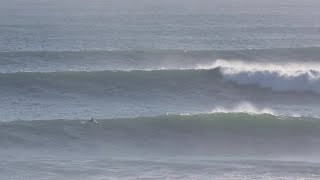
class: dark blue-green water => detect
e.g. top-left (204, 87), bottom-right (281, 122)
top-left (1, 0), bottom-right (320, 179)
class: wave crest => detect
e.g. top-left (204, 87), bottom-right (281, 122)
top-left (210, 102), bottom-right (276, 115)
top-left (197, 59), bottom-right (320, 93)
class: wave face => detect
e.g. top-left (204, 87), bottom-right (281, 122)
top-left (2, 113), bottom-right (320, 159)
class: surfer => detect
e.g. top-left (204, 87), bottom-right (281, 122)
top-left (88, 117), bottom-right (98, 124)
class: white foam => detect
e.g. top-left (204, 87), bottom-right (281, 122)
top-left (210, 102), bottom-right (276, 115)
top-left (196, 59), bottom-right (320, 78)
top-left (197, 59), bottom-right (320, 93)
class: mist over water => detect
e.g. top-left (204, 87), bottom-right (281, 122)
top-left (1, 0), bottom-right (320, 179)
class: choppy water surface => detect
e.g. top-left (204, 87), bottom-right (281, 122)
top-left (1, 0), bottom-right (320, 179)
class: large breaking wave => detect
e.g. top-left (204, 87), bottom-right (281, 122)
top-left (1, 67), bottom-right (320, 94)
top-left (1, 47), bottom-right (320, 94)
top-left (197, 59), bottom-right (320, 93)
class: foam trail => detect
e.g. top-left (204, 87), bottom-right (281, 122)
top-left (197, 59), bottom-right (320, 77)
top-left (197, 59), bottom-right (320, 93)
top-left (210, 103), bottom-right (307, 118)
top-left (210, 102), bottom-right (276, 115)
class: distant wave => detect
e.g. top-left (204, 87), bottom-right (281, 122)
top-left (1, 47), bottom-right (320, 73)
top-left (1, 66), bottom-right (320, 95)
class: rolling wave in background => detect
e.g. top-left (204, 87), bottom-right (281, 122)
top-left (1, 47), bottom-right (320, 72)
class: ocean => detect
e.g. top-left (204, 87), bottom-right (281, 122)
top-left (1, 0), bottom-right (320, 179)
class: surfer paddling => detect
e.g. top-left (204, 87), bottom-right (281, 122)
top-left (88, 117), bottom-right (98, 124)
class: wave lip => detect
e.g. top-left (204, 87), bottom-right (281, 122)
top-left (196, 59), bottom-right (320, 93)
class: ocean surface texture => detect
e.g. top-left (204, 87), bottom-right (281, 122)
top-left (1, 0), bottom-right (320, 179)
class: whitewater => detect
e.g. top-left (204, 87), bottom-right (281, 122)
top-left (2, 0), bottom-right (320, 179)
